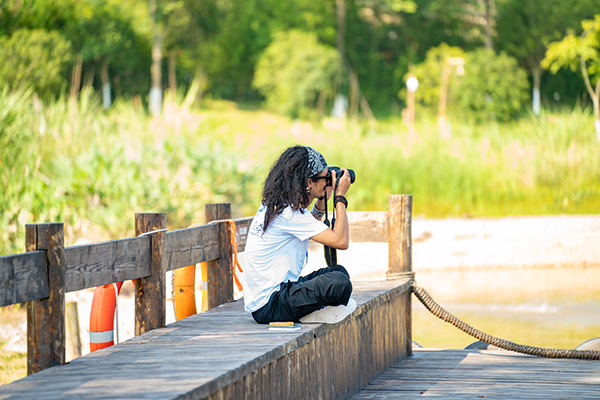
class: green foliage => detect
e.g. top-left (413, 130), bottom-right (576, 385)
top-left (323, 106), bottom-right (599, 216)
top-left (402, 45), bottom-right (528, 121)
top-left (401, 43), bottom-right (467, 106)
top-left (496, 0), bottom-right (595, 69)
top-left (454, 49), bottom-right (529, 121)
top-left (2, 91), bottom-right (599, 255)
top-left (0, 88), bottom-right (262, 256)
top-left (542, 14), bottom-right (600, 85)
top-left (14, 0), bottom-right (152, 96)
top-left (0, 29), bottom-right (72, 96)
top-left (253, 30), bottom-right (341, 118)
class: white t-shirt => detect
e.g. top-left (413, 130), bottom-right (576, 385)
top-left (243, 204), bottom-right (328, 312)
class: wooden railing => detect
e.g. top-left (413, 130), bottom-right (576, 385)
top-left (0, 203), bottom-right (253, 375)
top-left (0, 195), bottom-right (412, 377)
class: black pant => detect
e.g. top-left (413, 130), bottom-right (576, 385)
top-left (252, 265), bottom-right (353, 324)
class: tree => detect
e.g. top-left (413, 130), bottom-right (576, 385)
top-left (454, 48), bottom-right (529, 122)
top-left (253, 30), bottom-right (341, 118)
top-left (0, 29), bottom-right (72, 96)
top-left (27, 0), bottom-right (148, 106)
top-left (0, 0), bottom-right (36, 36)
top-left (401, 43), bottom-right (467, 106)
top-left (496, 0), bottom-right (595, 115)
top-left (542, 15), bottom-right (600, 142)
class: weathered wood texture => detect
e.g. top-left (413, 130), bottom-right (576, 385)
top-left (351, 348), bottom-right (600, 399)
top-left (25, 223), bottom-right (66, 375)
top-left (166, 224), bottom-right (220, 272)
top-left (386, 195), bottom-right (412, 358)
top-left (0, 280), bottom-right (412, 400)
top-left (387, 195), bottom-right (412, 278)
top-left (2, 215), bottom-right (255, 309)
top-left (134, 213), bottom-right (167, 336)
top-left (0, 251), bottom-right (48, 306)
top-left (205, 203), bottom-right (233, 309)
top-left (0, 212), bottom-right (379, 308)
top-left (64, 237), bottom-right (151, 291)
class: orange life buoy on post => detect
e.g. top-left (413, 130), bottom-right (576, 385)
top-left (90, 282), bottom-right (124, 352)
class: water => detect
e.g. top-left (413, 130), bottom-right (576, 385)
top-left (412, 271), bottom-right (600, 350)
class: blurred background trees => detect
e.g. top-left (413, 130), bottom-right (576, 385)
top-left (1, 0), bottom-right (597, 119)
top-left (543, 15), bottom-right (600, 141)
top-left (1, 0), bottom-right (600, 256)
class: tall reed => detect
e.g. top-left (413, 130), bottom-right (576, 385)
top-left (1, 90), bottom-right (598, 256)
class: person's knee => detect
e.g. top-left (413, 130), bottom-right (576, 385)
top-left (329, 271), bottom-right (352, 303)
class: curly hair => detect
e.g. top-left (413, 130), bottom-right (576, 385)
top-left (261, 145), bottom-right (313, 233)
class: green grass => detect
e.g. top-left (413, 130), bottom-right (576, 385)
top-left (0, 305), bottom-right (27, 385)
top-left (1, 88), bottom-right (599, 256)
top-left (0, 345), bottom-right (26, 386)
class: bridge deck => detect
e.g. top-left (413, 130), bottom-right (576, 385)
top-left (351, 348), bottom-right (600, 399)
top-left (0, 280), bottom-right (411, 400)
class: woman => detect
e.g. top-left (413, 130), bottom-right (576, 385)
top-left (244, 145), bottom-right (355, 324)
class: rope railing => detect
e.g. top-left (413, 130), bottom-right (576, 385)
top-left (411, 284), bottom-right (600, 360)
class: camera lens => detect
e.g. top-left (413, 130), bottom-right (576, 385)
top-left (347, 169), bottom-right (356, 184)
top-left (327, 166), bottom-right (356, 184)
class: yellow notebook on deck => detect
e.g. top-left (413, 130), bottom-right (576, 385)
top-left (268, 322), bottom-right (301, 331)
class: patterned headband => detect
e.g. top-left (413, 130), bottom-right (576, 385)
top-left (305, 146), bottom-right (328, 178)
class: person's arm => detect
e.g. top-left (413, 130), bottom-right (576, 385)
top-left (310, 169), bottom-right (351, 250)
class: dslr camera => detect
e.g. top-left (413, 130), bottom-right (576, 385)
top-left (326, 166), bottom-right (356, 187)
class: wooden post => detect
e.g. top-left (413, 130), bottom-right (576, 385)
top-left (205, 203), bottom-right (233, 309)
top-left (134, 213), bottom-right (167, 336)
top-left (26, 223), bottom-right (66, 375)
top-left (386, 195), bottom-right (412, 356)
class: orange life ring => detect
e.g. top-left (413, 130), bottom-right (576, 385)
top-left (89, 282), bottom-right (124, 352)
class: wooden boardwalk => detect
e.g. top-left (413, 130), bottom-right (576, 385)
top-left (0, 280), bottom-right (411, 400)
top-left (351, 348), bottom-right (600, 399)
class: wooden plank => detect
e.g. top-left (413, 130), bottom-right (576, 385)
top-left (134, 213), bottom-right (167, 336)
top-left (0, 251), bottom-right (48, 306)
top-left (64, 236), bottom-right (151, 292)
top-left (0, 280), bottom-right (412, 400)
top-left (26, 223), bottom-right (66, 375)
top-left (166, 224), bottom-right (220, 271)
top-left (368, 368), bottom-right (600, 384)
top-left (351, 349), bottom-right (600, 400)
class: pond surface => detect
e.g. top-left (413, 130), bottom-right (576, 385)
top-left (412, 278), bottom-right (600, 350)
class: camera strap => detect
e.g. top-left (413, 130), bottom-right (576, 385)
top-left (322, 180), bottom-right (339, 269)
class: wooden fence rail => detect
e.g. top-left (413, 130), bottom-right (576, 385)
top-left (0, 203), bottom-right (254, 375)
top-left (0, 195), bottom-right (412, 378)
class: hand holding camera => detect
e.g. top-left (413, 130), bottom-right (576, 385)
top-left (326, 166), bottom-right (355, 198)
